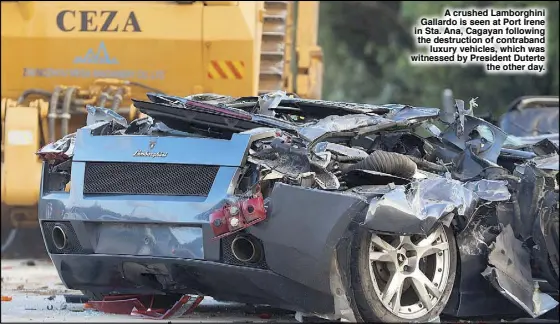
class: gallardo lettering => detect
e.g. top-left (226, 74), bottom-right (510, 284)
top-left (133, 150), bottom-right (168, 158)
top-left (56, 10), bottom-right (142, 32)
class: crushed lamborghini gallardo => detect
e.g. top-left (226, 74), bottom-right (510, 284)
top-left (37, 92), bottom-right (558, 322)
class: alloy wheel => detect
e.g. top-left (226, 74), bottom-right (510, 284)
top-left (368, 225), bottom-right (451, 320)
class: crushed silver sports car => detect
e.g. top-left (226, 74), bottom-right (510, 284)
top-left (36, 92), bottom-right (559, 322)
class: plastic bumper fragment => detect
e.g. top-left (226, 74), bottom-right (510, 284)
top-left (87, 294), bottom-right (204, 319)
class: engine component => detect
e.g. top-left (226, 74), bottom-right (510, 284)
top-left (343, 150), bottom-right (418, 178)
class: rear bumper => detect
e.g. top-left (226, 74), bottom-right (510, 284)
top-left (40, 183), bottom-right (368, 315)
top-left (50, 253), bottom-right (332, 314)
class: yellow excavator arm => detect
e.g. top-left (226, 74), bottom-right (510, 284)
top-left (0, 1), bottom-right (323, 249)
top-left (283, 1), bottom-right (323, 99)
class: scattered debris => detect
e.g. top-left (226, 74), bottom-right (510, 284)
top-left (24, 260), bottom-right (36, 266)
top-left (259, 313), bottom-right (272, 319)
top-left (64, 294), bottom-right (89, 304)
top-left (86, 294), bottom-right (204, 319)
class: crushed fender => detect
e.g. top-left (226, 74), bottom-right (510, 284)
top-left (364, 177), bottom-right (510, 236)
top-left (482, 225), bottom-right (558, 317)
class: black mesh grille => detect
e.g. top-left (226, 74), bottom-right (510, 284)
top-left (42, 221), bottom-right (85, 254)
top-left (221, 234), bottom-right (268, 270)
top-left (83, 162), bottom-right (219, 196)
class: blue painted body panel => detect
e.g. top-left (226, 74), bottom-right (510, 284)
top-left (38, 129), bottom-right (254, 261)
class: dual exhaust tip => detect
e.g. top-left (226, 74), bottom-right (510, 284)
top-left (52, 224), bottom-right (262, 263)
top-left (231, 235), bottom-right (263, 264)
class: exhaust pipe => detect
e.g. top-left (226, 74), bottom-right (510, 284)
top-left (51, 225), bottom-right (68, 250)
top-left (231, 235), bottom-right (263, 263)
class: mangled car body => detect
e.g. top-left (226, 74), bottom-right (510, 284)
top-left (37, 92), bottom-right (559, 322)
top-left (499, 96), bottom-right (559, 137)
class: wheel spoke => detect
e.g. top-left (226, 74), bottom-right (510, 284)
top-left (398, 235), bottom-right (413, 246)
top-left (391, 279), bottom-right (403, 313)
top-left (417, 242), bottom-right (449, 258)
top-left (369, 229), bottom-right (451, 317)
top-left (411, 276), bottom-right (433, 310)
top-left (382, 272), bottom-right (404, 306)
top-left (369, 250), bottom-right (395, 262)
top-left (411, 271), bottom-right (441, 310)
top-left (371, 235), bottom-right (396, 252)
top-left (417, 230), bottom-right (440, 247)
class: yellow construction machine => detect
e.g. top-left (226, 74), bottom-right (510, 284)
top-left (1, 1), bottom-right (323, 257)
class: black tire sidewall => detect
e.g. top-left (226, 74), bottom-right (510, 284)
top-left (350, 225), bottom-right (458, 323)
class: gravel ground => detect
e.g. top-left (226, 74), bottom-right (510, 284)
top-left (0, 259), bottom-right (298, 323)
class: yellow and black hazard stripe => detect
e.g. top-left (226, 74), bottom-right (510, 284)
top-left (207, 60), bottom-right (245, 80)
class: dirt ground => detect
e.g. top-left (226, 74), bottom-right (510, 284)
top-left (0, 259), bottom-right (298, 323)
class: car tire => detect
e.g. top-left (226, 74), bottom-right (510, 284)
top-left (351, 224), bottom-right (457, 323)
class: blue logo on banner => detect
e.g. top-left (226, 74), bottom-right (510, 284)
top-left (74, 41), bottom-right (118, 64)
